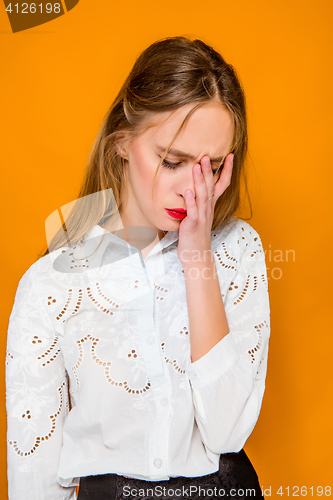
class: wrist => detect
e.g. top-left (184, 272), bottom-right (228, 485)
top-left (182, 260), bottom-right (218, 282)
top-left (179, 248), bottom-right (215, 267)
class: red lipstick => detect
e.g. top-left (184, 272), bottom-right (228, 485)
top-left (165, 208), bottom-right (187, 220)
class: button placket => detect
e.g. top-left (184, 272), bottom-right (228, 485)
top-left (139, 250), bottom-right (172, 479)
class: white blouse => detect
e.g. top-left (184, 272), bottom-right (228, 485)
top-left (6, 216), bottom-right (270, 500)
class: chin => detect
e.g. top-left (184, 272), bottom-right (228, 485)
top-left (161, 220), bottom-right (181, 231)
top-left (152, 213), bottom-right (182, 234)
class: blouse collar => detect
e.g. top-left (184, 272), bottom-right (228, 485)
top-left (84, 224), bottom-right (180, 259)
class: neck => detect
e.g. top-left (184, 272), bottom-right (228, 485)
top-left (102, 212), bottom-right (167, 248)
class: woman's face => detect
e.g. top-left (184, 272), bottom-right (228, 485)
top-left (117, 101), bottom-right (234, 239)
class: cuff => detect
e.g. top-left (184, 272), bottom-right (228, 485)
top-left (184, 333), bottom-right (240, 389)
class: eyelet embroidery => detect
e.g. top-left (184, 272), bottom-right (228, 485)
top-left (87, 287), bottom-right (115, 315)
top-left (69, 249), bottom-right (90, 269)
top-left (31, 336), bottom-right (42, 345)
top-left (229, 282), bottom-right (238, 292)
top-left (256, 355), bottom-right (265, 375)
top-left (233, 276), bottom-right (250, 305)
top-left (161, 342), bottom-right (185, 374)
top-left (56, 289), bottom-right (73, 321)
top-left (231, 274), bottom-right (260, 305)
top-left (221, 243), bottom-right (237, 264)
top-left (71, 289), bottom-right (83, 316)
top-left (69, 262), bottom-right (90, 270)
top-left (38, 336), bottom-right (61, 366)
top-left (98, 341), bottom-right (151, 393)
top-left (214, 248), bottom-right (237, 271)
top-left (261, 274), bottom-right (268, 290)
top-left (7, 380), bottom-right (66, 457)
top-left (72, 335), bottom-right (151, 394)
top-left (96, 283), bottom-right (119, 308)
top-left (155, 283), bottom-right (169, 301)
top-left (248, 321), bottom-right (268, 363)
top-left (55, 286), bottom-right (119, 324)
top-left (121, 380), bottom-right (151, 394)
top-left (250, 249), bottom-right (263, 257)
top-left (6, 348), bottom-right (13, 363)
top-left (6, 218), bottom-right (270, 480)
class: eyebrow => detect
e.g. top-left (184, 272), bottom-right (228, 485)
top-left (156, 145), bottom-right (225, 163)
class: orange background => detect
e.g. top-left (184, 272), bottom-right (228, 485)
top-left (1, 0), bottom-right (332, 497)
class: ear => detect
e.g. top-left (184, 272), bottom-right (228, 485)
top-left (115, 132), bottom-right (132, 160)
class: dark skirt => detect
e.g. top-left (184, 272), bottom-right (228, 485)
top-left (77, 449), bottom-right (264, 500)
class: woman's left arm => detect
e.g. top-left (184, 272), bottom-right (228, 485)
top-left (179, 154), bottom-right (270, 454)
top-left (183, 255), bottom-right (230, 364)
top-left (184, 229), bottom-right (270, 454)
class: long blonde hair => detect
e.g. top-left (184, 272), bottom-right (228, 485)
top-left (41, 36), bottom-right (251, 257)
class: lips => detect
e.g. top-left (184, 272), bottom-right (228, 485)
top-left (165, 208), bottom-right (187, 220)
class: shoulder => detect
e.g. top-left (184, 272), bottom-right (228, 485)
top-left (16, 252), bottom-right (59, 290)
top-left (211, 218), bottom-right (269, 297)
top-left (212, 216), bottom-right (264, 255)
top-left (16, 224), bottom-right (108, 293)
top-left (13, 243), bottom-right (73, 306)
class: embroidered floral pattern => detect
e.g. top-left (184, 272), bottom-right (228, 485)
top-left (6, 216), bottom-right (270, 498)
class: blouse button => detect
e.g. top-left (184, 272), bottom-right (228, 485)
top-left (146, 336), bottom-right (155, 346)
top-left (160, 398), bottom-right (168, 407)
top-left (153, 458), bottom-right (163, 469)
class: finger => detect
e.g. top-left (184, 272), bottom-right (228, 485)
top-left (200, 156), bottom-right (215, 200)
top-left (193, 163), bottom-right (209, 218)
top-left (213, 153), bottom-right (234, 199)
top-left (183, 188), bottom-right (199, 225)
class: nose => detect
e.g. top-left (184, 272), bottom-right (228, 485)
top-left (176, 164), bottom-right (196, 201)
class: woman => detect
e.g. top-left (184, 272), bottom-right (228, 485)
top-left (6, 36), bottom-right (270, 499)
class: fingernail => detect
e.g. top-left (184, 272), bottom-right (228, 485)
top-left (197, 165), bottom-right (202, 174)
top-left (231, 154), bottom-right (234, 164)
top-left (187, 190), bottom-right (193, 199)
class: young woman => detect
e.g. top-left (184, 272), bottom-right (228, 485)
top-left (6, 36), bottom-right (270, 499)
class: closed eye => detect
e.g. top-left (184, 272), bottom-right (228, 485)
top-left (159, 157), bottom-right (182, 170)
top-left (158, 155), bottom-right (223, 173)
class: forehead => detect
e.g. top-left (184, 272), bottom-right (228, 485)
top-left (140, 102), bottom-right (234, 157)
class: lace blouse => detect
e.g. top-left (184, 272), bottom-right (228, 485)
top-left (5, 216), bottom-right (271, 499)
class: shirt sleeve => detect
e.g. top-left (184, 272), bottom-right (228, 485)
top-left (5, 265), bottom-right (77, 500)
top-left (184, 224), bottom-right (271, 454)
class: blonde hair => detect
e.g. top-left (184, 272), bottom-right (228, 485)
top-left (41, 36), bottom-right (251, 257)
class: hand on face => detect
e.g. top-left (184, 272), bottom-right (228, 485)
top-left (177, 153), bottom-right (234, 266)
